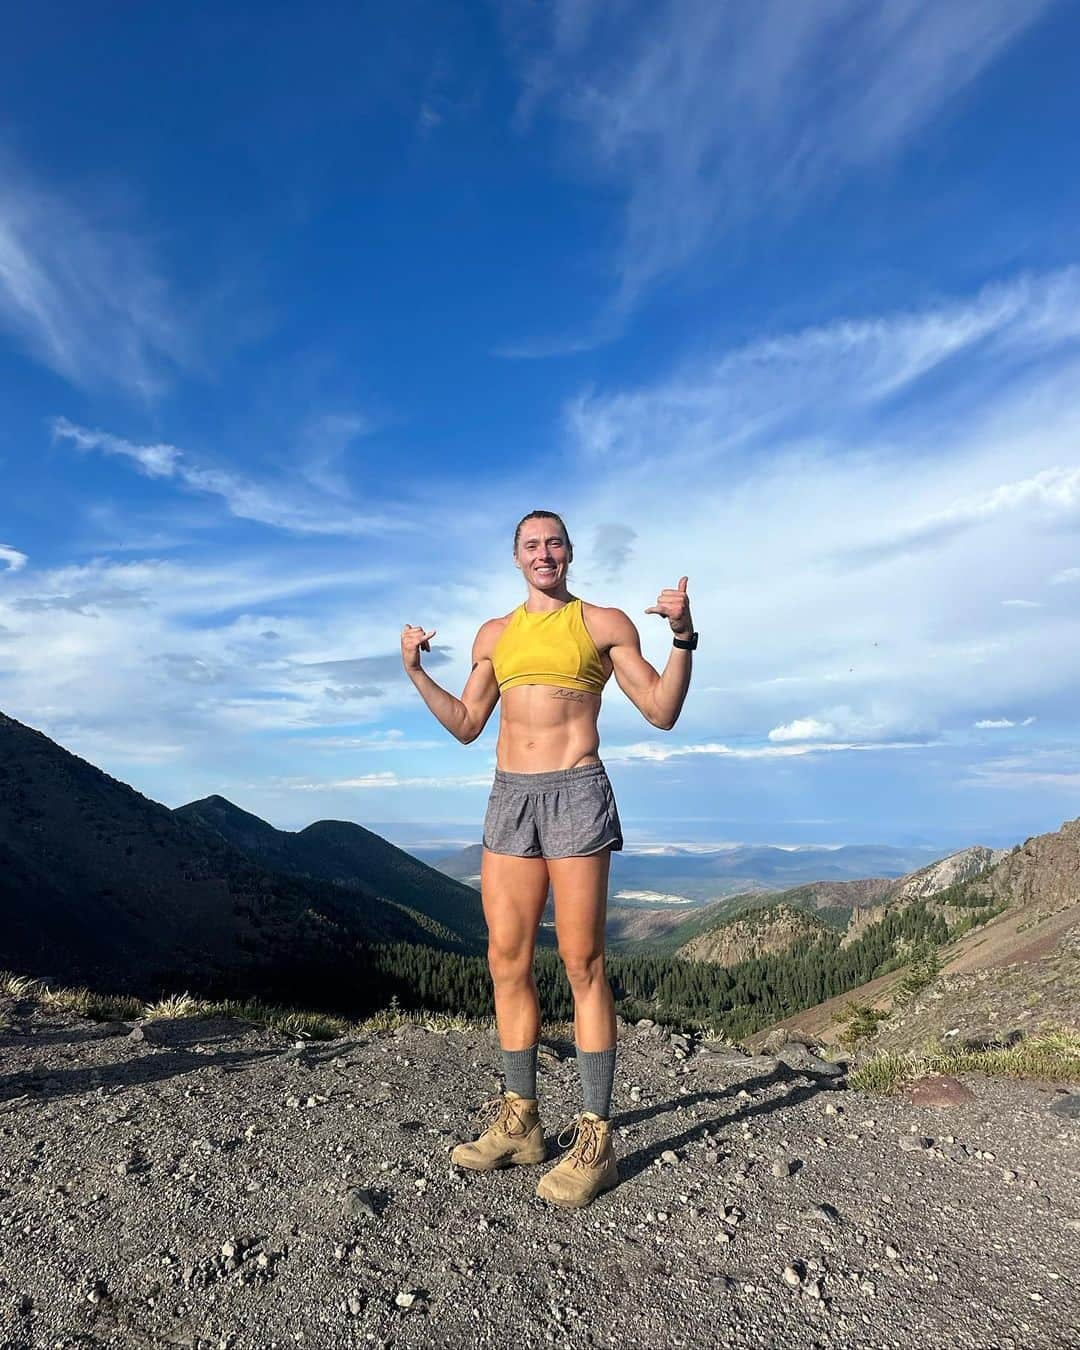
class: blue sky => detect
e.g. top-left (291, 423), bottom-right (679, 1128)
top-left (2, 0), bottom-right (1079, 851)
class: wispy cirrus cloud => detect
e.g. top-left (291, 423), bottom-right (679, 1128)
top-left (963, 749), bottom-right (1080, 790)
top-left (505, 0), bottom-right (1052, 323)
top-left (568, 268), bottom-right (1080, 467)
top-left (0, 154), bottom-right (192, 396)
top-left (554, 265), bottom-right (1080, 766)
top-left (51, 418), bottom-right (408, 537)
top-left (847, 465), bottom-right (1080, 568)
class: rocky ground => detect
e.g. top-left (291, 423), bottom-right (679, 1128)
top-left (0, 996), bottom-right (1077, 1350)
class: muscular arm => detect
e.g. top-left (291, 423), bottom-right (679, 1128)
top-left (404, 620), bottom-right (501, 745)
top-left (603, 609), bottom-right (692, 731)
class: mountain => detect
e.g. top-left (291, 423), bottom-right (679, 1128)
top-left (175, 796), bottom-right (487, 949)
top-left (0, 711), bottom-right (460, 1003)
top-left (750, 817), bottom-right (1080, 1053)
top-left (675, 904), bottom-right (827, 965)
top-left (885, 844), bottom-right (1010, 903)
top-left (433, 842), bottom-right (484, 886)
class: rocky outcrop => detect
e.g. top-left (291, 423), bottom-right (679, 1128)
top-left (676, 905), bottom-right (824, 965)
top-left (983, 817), bottom-right (1080, 915)
top-left (886, 845), bottom-right (1009, 903)
top-left (841, 903), bottom-right (886, 949)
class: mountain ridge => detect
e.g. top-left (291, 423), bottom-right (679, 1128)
top-left (0, 711), bottom-right (474, 1003)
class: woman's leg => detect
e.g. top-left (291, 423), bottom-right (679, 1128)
top-left (450, 850), bottom-right (550, 1172)
top-left (548, 849), bottom-right (615, 1052)
top-left (480, 849), bottom-right (550, 1058)
top-left (534, 848), bottom-right (620, 1206)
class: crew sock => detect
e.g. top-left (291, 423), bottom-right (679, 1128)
top-left (576, 1043), bottom-right (616, 1119)
top-left (501, 1042), bottom-right (538, 1100)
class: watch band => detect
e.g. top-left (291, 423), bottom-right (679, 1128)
top-left (673, 631), bottom-right (698, 650)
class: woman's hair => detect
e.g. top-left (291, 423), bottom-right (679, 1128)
top-left (513, 510), bottom-right (573, 562)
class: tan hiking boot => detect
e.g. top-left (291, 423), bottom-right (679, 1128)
top-left (450, 1091), bottom-right (546, 1171)
top-left (535, 1111), bottom-right (619, 1208)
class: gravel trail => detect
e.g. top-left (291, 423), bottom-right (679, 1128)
top-left (0, 998), bottom-right (1076, 1349)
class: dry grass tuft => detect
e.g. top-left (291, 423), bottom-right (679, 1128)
top-left (0, 972), bottom-right (44, 998)
top-left (143, 992), bottom-right (202, 1020)
top-left (850, 1027), bottom-right (1080, 1095)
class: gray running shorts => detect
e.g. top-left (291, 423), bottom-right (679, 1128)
top-left (482, 761), bottom-right (623, 859)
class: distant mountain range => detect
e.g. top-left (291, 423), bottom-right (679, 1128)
top-left (435, 841), bottom-right (937, 895)
top-left (434, 838), bottom-right (941, 947)
top-left (0, 711), bottom-right (485, 1002)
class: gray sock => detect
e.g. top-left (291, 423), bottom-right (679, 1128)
top-left (501, 1042), bottom-right (538, 1099)
top-left (576, 1044), bottom-right (616, 1119)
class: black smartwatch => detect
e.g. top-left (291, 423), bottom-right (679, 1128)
top-left (673, 631), bottom-right (698, 650)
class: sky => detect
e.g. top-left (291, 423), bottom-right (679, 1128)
top-left (2, 0), bottom-right (1079, 852)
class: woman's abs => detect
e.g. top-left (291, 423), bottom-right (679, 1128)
top-left (495, 685), bottom-right (602, 772)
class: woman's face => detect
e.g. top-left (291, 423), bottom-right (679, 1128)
top-left (515, 517), bottom-right (571, 589)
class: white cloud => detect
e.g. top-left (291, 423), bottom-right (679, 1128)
top-left (0, 544), bottom-right (28, 572)
top-left (0, 153), bottom-right (191, 395)
top-left (283, 771), bottom-right (493, 791)
top-left (569, 268), bottom-right (1080, 468)
top-left (294, 731), bottom-right (446, 751)
top-left (1002, 599), bottom-right (1042, 608)
top-left (962, 750), bottom-right (1080, 790)
top-left (553, 267), bottom-right (1080, 762)
top-left (768, 717), bottom-right (836, 742)
top-left (1050, 566), bottom-right (1080, 585)
top-left (52, 418), bottom-right (407, 537)
top-left (974, 718), bottom-right (1015, 728)
top-left (852, 464), bottom-right (1080, 567)
top-left (604, 738), bottom-right (939, 764)
top-left (508, 0), bottom-right (1052, 313)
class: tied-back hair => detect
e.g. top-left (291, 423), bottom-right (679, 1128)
top-left (513, 509), bottom-right (573, 563)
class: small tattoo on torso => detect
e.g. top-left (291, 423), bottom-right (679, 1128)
top-left (549, 688), bottom-right (586, 702)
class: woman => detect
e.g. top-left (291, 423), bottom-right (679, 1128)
top-left (400, 509), bottom-right (695, 1208)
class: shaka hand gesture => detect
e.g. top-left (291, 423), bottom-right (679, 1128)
top-left (645, 576), bottom-right (693, 637)
top-left (401, 624), bottom-right (435, 672)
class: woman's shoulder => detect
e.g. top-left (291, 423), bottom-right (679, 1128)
top-left (579, 598), bottom-right (633, 634)
top-left (473, 609), bottom-right (518, 657)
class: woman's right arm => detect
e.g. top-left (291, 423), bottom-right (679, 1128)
top-left (401, 620), bottom-right (500, 745)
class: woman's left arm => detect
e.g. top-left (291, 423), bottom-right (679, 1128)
top-left (601, 578), bottom-right (694, 731)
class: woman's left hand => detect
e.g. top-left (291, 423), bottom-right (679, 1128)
top-left (645, 576), bottom-right (693, 636)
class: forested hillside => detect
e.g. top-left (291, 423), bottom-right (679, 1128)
top-left (365, 898), bottom-right (959, 1040)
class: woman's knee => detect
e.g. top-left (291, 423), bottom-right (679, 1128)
top-left (487, 939), bottom-right (534, 988)
top-left (559, 947), bottom-right (606, 991)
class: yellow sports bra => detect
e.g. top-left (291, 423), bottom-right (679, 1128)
top-left (491, 597), bottom-right (609, 695)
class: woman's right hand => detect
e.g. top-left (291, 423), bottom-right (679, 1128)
top-left (401, 623), bottom-right (436, 672)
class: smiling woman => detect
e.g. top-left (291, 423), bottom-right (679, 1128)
top-left (400, 508), bottom-right (696, 1209)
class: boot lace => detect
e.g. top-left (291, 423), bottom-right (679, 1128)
top-left (556, 1114), bottom-right (605, 1169)
top-left (473, 1094), bottom-right (527, 1139)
